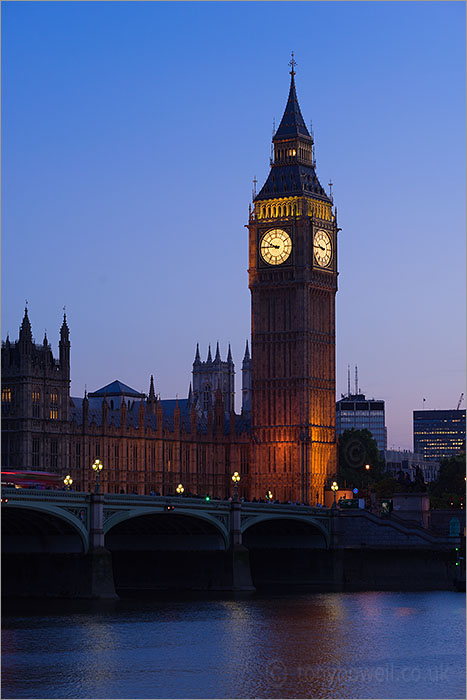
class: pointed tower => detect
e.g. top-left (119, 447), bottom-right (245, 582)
top-left (242, 340), bottom-right (251, 415)
top-left (59, 311), bottom-right (70, 374)
top-left (19, 306), bottom-right (33, 359)
top-left (191, 343), bottom-right (235, 415)
top-left (247, 55), bottom-right (338, 503)
top-left (148, 374), bottom-right (156, 414)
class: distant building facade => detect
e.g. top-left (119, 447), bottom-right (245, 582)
top-left (336, 393), bottom-right (387, 451)
top-left (413, 409), bottom-right (466, 461)
top-left (1, 309), bottom-right (251, 498)
top-left (383, 449), bottom-right (439, 484)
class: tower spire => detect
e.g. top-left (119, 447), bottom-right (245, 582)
top-left (148, 374), bottom-right (156, 402)
top-left (273, 55), bottom-right (310, 141)
top-left (19, 305), bottom-right (32, 343)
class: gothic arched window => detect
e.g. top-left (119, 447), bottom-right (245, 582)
top-left (32, 388), bottom-right (40, 418)
top-left (203, 384), bottom-right (211, 412)
top-left (50, 390), bottom-right (59, 420)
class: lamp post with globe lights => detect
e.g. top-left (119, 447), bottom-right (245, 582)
top-left (331, 481), bottom-right (339, 507)
top-left (232, 471), bottom-right (240, 501)
top-left (63, 474), bottom-right (73, 491)
top-left (92, 459), bottom-right (103, 494)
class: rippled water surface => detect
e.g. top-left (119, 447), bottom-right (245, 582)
top-left (2, 591), bottom-right (465, 699)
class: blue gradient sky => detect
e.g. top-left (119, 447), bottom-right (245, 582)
top-left (2, 1), bottom-right (465, 450)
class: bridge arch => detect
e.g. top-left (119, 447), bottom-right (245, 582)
top-left (105, 507), bottom-right (229, 550)
top-left (2, 502), bottom-right (89, 553)
top-left (242, 514), bottom-right (330, 548)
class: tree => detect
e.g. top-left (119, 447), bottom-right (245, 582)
top-left (337, 428), bottom-right (385, 490)
top-left (428, 453), bottom-right (466, 509)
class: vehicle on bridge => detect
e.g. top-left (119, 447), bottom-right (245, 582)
top-left (1, 470), bottom-right (64, 490)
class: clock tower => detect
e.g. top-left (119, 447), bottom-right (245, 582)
top-left (248, 57), bottom-right (339, 504)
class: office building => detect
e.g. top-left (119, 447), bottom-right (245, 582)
top-left (413, 409), bottom-right (466, 460)
top-left (336, 393), bottom-right (387, 451)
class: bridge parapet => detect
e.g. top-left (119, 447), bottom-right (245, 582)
top-left (335, 509), bottom-right (459, 549)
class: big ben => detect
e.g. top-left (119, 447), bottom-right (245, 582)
top-left (248, 56), bottom-right (339, 504)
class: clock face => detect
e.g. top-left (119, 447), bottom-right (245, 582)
top-left (314, 229), bottom-right (332, 267)
top-left (260, 229), bottom-right (292, 265)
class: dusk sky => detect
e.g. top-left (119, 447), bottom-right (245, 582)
top-left (2, 1), bottom-right (465, 451)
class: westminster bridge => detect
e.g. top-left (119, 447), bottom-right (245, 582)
top-left (1, 489), bottom-right (460, 597)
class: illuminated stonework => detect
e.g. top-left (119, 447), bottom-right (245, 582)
top-left (248, 66), bottom-right (338, 504)
top-left (252, 195), bottom-right (334, 223)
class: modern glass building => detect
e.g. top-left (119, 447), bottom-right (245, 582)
top-left (336, 393), bottom-right (387, 451)
top-left (413, 409), bottom-right (466, 460)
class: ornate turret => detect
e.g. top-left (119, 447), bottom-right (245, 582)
top-left (19, 306), bottom-right (32, 350)
top-left (254, 54), bottom-right (331, 208)
top-left (59, 311), bottom-right (70, 374)
top-left (192, 343), bottom-right (236, 414)
top-left (242, 340), bottom-right (251, 415)
top-left (82, 389), bottom-right (89, 428)
top-left (148, 374), bottom-right (156, 413)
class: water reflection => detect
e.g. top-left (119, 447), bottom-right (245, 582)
top-left (2, 591), bottom-right (465, 699)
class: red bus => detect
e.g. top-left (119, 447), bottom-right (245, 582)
top-left (1, 470), bottom-right (64, 490)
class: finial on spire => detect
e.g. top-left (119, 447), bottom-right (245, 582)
top-left (289, 51), bottom-right (297, 77)
top-left (328, 180), bottom-right (333, 201)
top-left (252, 176), bottom-right (257, 200)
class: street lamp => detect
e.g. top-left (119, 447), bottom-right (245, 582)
top-left (266, 490), bottom-right (273, 502)
top-left (63, 474), bottom-right (73, 491)
top-left (331, 481), bottom-right (338, 507)
top-left (365, 464), bottom-right (371, 503)
top-left (232, 471), bottom-right (240, 501)
top-left (176, 483), bottom-right (184, 496)
top-left (92, 459), bottom-right (103, 493)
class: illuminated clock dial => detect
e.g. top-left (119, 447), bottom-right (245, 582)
top-left (260, 229), bottom-right (292, 265)
top-left (313, 229), bottom-right (332, 267)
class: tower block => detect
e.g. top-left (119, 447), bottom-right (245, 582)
top-left (248, 58), bottom-right (339, 504)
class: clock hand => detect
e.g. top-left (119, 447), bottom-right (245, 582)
top-left (314, 244), bottom-right (326, 251)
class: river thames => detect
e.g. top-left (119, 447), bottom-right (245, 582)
top-left (2, 591), bottom-right (465, 699)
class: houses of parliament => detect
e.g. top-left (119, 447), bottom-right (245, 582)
top-left (2, 60), bottom-right (339, 503)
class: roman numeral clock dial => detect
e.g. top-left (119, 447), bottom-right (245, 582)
top-left (313, 229), bottom-right (332, 267)
top-left (260, 229), bottom-right (292, 265)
